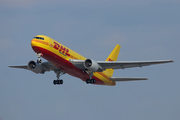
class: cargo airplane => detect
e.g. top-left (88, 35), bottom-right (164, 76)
top-left (9, 35), bottom-right (173, 86)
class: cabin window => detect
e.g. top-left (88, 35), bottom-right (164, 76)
top-left (34, 37), bottom-right (44, 40)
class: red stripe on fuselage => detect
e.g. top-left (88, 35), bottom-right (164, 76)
top-left (32, 46), bottom-right (105, 85)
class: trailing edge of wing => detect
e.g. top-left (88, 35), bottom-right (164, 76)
top-left (110, 77), bottom-right (148, 81)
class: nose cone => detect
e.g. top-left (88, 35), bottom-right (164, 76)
top-left (31, 39), bottom-right (36, 47)
top-left (31, 39), bottom-right (39, 53)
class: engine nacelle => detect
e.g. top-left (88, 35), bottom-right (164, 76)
top-left (28, 61), bottom-right (44, 74)
top-left (84, 59), bottom-right (102, 72)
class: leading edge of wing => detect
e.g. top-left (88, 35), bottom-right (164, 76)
top-left (110, 77), bottom-right (148, 81)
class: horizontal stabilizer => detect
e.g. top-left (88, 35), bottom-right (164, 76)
top-left (110, 77), bottom-right (148, 81)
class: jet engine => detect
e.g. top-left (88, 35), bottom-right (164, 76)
top-left (28, 61), bottom-right (44, 74)
top-left (84, 59), bottom-right (103, 72)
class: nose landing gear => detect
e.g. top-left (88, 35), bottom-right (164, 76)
top-left (36, 53), bottom-right (43, 63)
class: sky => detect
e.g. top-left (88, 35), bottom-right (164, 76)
top-left (0, 0), bottom-right (179, 120)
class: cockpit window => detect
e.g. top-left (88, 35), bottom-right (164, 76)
top-left (34, 37), bottom-right (44, 40)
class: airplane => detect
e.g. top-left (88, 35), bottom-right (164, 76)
top-left (9, 35), bottom-right (173, 86)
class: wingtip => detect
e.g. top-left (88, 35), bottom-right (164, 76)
top-left (170, 59), bottom-right (174, 62)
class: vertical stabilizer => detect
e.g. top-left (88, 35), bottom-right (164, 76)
top-left (105, 44), bottom-right (121, 76)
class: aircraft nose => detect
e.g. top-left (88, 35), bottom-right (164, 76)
top-left (31, 39), bottom-right (39, 53)
top-left (31, 39), bottom-right (36, 47)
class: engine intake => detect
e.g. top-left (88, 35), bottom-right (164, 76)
top-left (28, 61), bottom-right (44, 74)
top-left (84, 59), bottom-right (102, 72)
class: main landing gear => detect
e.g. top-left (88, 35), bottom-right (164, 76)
top-left (36, 52), bottom-right (65, 85)
top-left (53, 79), bottom-right (63, 85)
top-left (53, 70), bottom-right (65, 85)
top-left (86, 72), bottom-right (96, 84)
top-left (86, 79), bottom-right (96, 84)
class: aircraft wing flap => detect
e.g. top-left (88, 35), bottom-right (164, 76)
top-left (110, 77), bottom-right (148, 81)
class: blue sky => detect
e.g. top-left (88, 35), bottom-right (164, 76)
top-left (0, 1), bottom-right (179, 120)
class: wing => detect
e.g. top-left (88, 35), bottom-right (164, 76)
top-left (110, 77), bottom-right (148, 81)
top-left (9, 65), bottom-right (28, 70)
top-left (9, 61), bottom-right (60, 73)
top-left (70, 59), bottom-right (173, 70)
top-left (98, 60), bottom-right (174, 69)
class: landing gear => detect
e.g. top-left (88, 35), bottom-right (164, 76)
top-left (53, 70), bottom-right (65, 85)
top-left (53, 79), bottom-right (63, 85)
top-left (37, 59), bottom-right (42, 64)
top-left (36, 53), bottom-right (43, 63)
top-left (86, 72), bottom-right (96, 84)
top-left (86, 79), bottom-right (96, 84)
